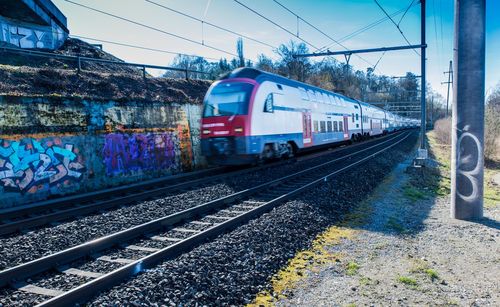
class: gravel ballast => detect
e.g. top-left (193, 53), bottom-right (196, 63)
top-left (0, 134), bottom-right (399, 271)
top-left (84, 132), bottom-right (419, 306)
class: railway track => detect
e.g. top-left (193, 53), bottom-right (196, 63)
top-left (0, 131), bottom-right (412, 306)
top-left (0, 132), bottom-right (396, 237)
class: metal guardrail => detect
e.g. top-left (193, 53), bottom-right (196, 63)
top-left (0, 46), bottom-right (210, 80)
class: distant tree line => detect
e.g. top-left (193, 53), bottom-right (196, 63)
top-left (164, 39), bottom-right (449, 121)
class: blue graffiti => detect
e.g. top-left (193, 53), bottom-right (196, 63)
top-left (0, 138), bottom-right (85, 193)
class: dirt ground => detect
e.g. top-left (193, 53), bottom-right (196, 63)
top-left (275, 159), bottom-right (499, 306)
top-left (254, 134), bottom-right (500, 307)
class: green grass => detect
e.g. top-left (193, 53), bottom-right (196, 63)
top-left (359, 276), bottom-right (372, 286)
top-left (403, 185), bottom-right (427, 202)
top-left (346, 262), bottom-right (360, 276)
top-left (425, 269), bottom-right (439, 281)
top-left (385, 216), bottom-right (407, 233)
top-left (398, 276), bottom-right (418, 287)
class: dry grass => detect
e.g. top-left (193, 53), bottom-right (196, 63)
top-left (433, 114), bottom-right (500, 164)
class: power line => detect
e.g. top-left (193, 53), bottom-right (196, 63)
top-left (232, 0), bottom-right (320, 50)
top-left (318, 4), bottom-right (417, 52)
top-left (145, 0), bottom-right (276, 49)
top-left (70, 35), bottom-right (222, 61)
top-left (271, 0), bottom-right (377, 70)
top-left (63, 0), bottom-right (237, 57)
top-left (373, 0), bottom-right (420, 56)
top-left (398, 0), bottom-right (415, 26)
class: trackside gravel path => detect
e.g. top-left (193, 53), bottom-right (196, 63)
top-left (272, 158), bottom-right (499, 306)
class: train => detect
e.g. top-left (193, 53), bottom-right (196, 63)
top-left (201, 68), bottom-right (419, 165)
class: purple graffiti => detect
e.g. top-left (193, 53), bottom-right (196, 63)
top-left (103, 132), bottom-right (177, 175)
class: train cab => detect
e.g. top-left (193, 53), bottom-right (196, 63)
top-left (200, 78), bottom-right (258, 164)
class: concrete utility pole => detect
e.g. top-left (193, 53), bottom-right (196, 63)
top-left (419, 0), bottom-right (427, 152)
top-left (451, 0), bottom-right (485, 220)
top-left (442, 60), bottom-right (453, 117)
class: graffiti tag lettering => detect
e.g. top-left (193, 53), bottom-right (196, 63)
top-left (0, 139), bottom-right (85, 193)
top-left (456, 125), bottom-right (483, 202)
top-left (103, 132), bottom-right (177, 175)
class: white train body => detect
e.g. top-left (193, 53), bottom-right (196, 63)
top-left (201, 68), bottom-right (419, 165)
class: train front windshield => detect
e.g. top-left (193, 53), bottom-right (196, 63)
top-left (203, 82), bottom-right (253, 117)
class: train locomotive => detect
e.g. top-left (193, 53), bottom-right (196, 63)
top-left (201, 68), bottom-right (419, 165)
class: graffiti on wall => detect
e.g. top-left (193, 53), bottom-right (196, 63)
top-left (103, 132), bottom-right (178, 176)
top-left (0, 138), bottom-right (85, 193)
top-left (1, 23), bottom-right (53, 49)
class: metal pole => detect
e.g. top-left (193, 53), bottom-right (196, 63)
top-left (445, 60), bottom-right (452, 117)
top-left (419, 0), bottom-right (426, 151)
top-left (451, 0), bottom-right (485, 220)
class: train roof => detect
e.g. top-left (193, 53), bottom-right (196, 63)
top-left (221, 68), bottom-right (359, 102)
top-left (221, 68), bottom-right (414, 121)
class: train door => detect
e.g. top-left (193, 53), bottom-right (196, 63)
top-left (370, 119), bottom-right (373, 135)
top-left (302, 112), bottom-right (312, 147)
top-left (343, 116), bottom-right (349, 140)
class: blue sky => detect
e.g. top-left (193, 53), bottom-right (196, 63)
top-left (53, 0), bottom-right (499, 100)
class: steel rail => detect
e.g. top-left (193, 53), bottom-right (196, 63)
top-left (37, 131), bottom-right (412, 306)
top-left (0, 131), bottom-right (408, 293)
top-left (0, 132), bottom-right (397, 236)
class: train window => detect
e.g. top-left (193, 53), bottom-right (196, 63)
top-left (333, 121), bottom-right (338, 132)
top-left (313, 120), bottom-right (319, 132)
top-left (276, 84), bottom-right (283, 90)
top-left (299, 87), bottom-right (309, 100)
top-left (264, 94), bottom-right (274, 113)
top-left (352, 113), bottom-right (355, 122)
top-left (320, 121), bottom-right (326, 133)
top-left (338, 121), bottom-right (343, 131)
top-left (356, 114), bottom-right (359, 121)
top-left (327, 121), bottom-right (332, 132)
top-left (203, 82), bottom-right (253, 117)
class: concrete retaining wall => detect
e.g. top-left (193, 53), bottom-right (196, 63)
top-left (0, 96), bottom-right (205, 208)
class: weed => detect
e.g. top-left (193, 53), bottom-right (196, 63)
top-left (403, 185), bottom-right (426, 202)
top-left (385, 216), bottom-right (407, 233)
top-left (346, 262), bottom-right (360, 276)
top-left (425, 269), bottom-right (439, 281)
top-left (359, 276), bottom-right (372, 286)
top-left (398, 276), bottom-right (418, 287)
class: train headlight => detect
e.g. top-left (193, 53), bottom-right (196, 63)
top-left (234, 127), bottom-right (244, 133)
top-left (203, 129), bottom-right (210, 134)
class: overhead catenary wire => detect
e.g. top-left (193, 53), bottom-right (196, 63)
top-left (373, 0), bottom-right (420, 57)
top-left (70, 35), bottom-right (221, 61)
top-left (63, 0), bottom-right (238, 57)
top-left (398, 0), bottom-right (416, 26)
top-left (317, 3), bottom-right (418, 52)
top-left (232, 0), bottom-right (320, 50)
top-left (271, 0), bottom-right (377, 70)
top-left (145, 0), bottom-right (276, 50)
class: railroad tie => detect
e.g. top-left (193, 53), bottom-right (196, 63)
top-left (125, 245), bottom-right (161, 253)
top-left (188, 221), bottom-right (212, 226)
top-left (149, 235), bottom-right (182, 242)
top-left (15, 283), bottom-right (65, 297)
top-left (96, 256), bottom-right (135, 264)
top-left (172, 227), bottom-right (200, 233)
top-left (60, 267), bottom-right (104, 279)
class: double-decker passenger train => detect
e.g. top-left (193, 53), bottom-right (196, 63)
top-left (201, 68), bottom-right (419, 165)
